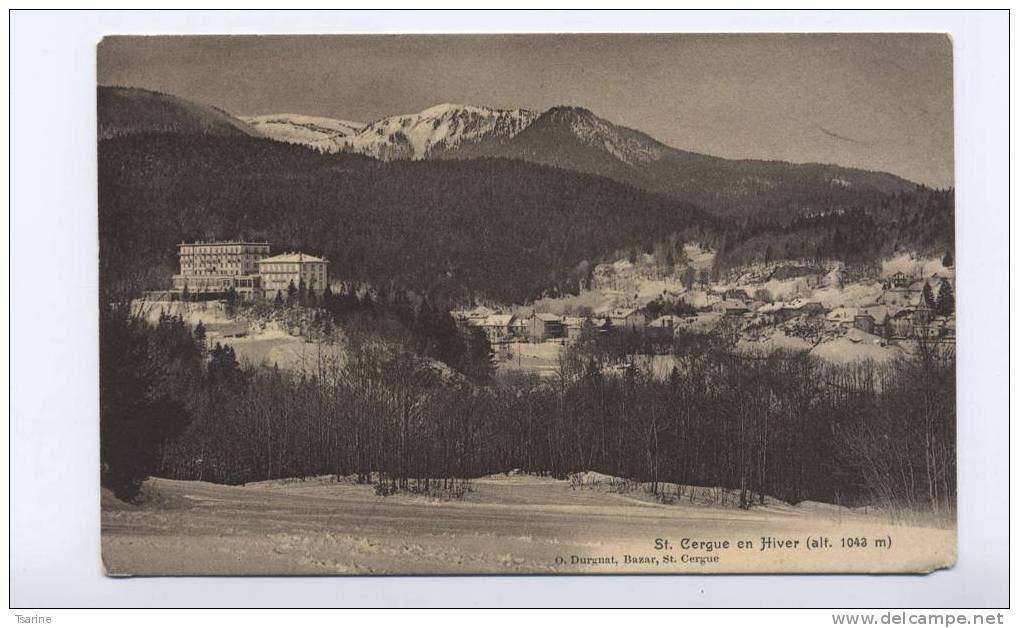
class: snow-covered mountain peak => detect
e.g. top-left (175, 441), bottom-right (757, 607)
top-left (341, 103), bottom-right (539, 160)
top-left (419, 102), bottom-right (473, 117)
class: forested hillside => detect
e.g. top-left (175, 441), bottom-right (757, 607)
top-left (98, 86), bottom-right (260, 139)
top-left (99, 132), bottom-right (954, 303)
top-left (713, 187), bottom-right (955, 273)
top-left (98, 133), bottom-right (715, 303)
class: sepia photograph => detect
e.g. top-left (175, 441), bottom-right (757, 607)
top-left (93, 33), bottom-right (961, 577)
top-left (8, 4), bottom-right (1015, 615)
top-left (73, 29), bottom-right (970, 583)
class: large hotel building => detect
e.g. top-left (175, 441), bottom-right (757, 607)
top-left (171, 241), bottom-right (328, 301)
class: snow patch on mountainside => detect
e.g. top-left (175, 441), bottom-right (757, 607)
top-left (339, 103), bottom-right (538, 160)
top-left (241, 114), bottom-right (364, 150)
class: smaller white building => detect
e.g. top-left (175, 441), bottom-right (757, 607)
top-left (258, 252), bottom-right (329, 298)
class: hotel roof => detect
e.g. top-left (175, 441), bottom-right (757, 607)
top-left (258, 252), bottom-right (328, 264)
top-left (178, 241), bottom-right (270, 247)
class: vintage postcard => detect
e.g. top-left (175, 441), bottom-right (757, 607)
top-left (98, 33), bottom-right (956, 575)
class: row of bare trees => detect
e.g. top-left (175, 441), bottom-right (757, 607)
top-left (121, 308), bottom-right (954, 516)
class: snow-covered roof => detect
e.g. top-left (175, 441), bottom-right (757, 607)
top-left (715, 299), bottom-right (748, 310)
top-left (756, 301), bottom-right (785, 314)
top-left (533, 312), bottom-right (561, 322)
top-left (482, 314), bottom-right (515, 327)
top-left (783, 298), bottom-right (823, 310)
top-left (675, 313), bottom-right (722, 332)
top-left (857, 306), bottom-right (891, 320)
top-left (258, 252), bottom-right (328, 264)
top-left (826, 306), bottom-right (858, 322)
top-left (609, 308), bottom-right (641, 318)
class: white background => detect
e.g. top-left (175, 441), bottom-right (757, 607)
top-left (7, 10), bottom-right (1011, 609)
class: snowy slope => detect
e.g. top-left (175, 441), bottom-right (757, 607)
top-left (338, 103), bottom-right (539, 160)
top-left (102, 475), bottom-right (955, 576)
top-left (240, 114), bottom-right (364, 151)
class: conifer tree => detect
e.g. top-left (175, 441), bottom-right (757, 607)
top-left (464, 326), bottom-right (496, 383)
top-left (193, 320), bottom-right (207, 357)
top-left (681, 266), bottom-right (696, 290)
top-left (208, 342), bottom-right (241, 388)
top-left (921, 282), bottom-right (936, 309)
top-left (100, 304), bottom-right (191, 500)
top-left (936, 280), bottom-right (955, 316)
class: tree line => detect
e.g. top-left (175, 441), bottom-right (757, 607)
top-left (101, 300), bottom-right (955, 520)
top-left (710, 187), bottom-right (955, 275)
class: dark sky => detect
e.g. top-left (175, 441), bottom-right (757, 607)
top-left (98, 33), bottom-right (954, 187)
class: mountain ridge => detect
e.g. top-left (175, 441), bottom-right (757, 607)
top-left (100, 87), bottom-right (924, 223)
top-left (242, 101), bottom-right (918, 220)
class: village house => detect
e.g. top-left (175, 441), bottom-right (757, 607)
top-left (527, 313), bottom-right (564, 342)
top-left (825, 306), bottom-right (858, 331)
top-left (479, 314), bottom-right (516, 344)
top-left (855, 302), bottom-right (949, 341)
top-left (782, 298), bottom-right (826, 318)
top-left (561, 316), bottom-right (588, 341)
top-left (672, 313), bottom-right (723, 335)
top-left (723, 288), bottom-right (751, 302)
top-left (854, 306), bottom-right (890, 337)
top-left (887, 309), bottom-right (916, 339)
top-left (712, 299), bottom-right (749, 316)
top-left (648, 315), bottom-right (686, 339)
top-left (884, 271), bottom-right (914, 289)
top-left (510, 316), bottom-right (529, 339)
top-left (608, 307), bottom-right (647, 331)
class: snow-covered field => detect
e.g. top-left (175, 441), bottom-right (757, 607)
top-left (218, 327), bottom-right (345, 374)
top-left (496, 341), bottom-right (565, 376)
top-left (102, 474), bottom-right (954, 576)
